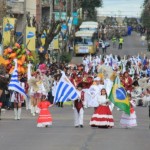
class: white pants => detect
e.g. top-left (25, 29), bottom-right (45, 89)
top-left (142, 96), bottom-right (150, 107)
top-left (74, 108), bottom-right (84, 126)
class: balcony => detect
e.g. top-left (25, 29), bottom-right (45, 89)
top-left (6, 1), bottom-right (24, 14)
top-left (42, 0), bottom-right (50, 7)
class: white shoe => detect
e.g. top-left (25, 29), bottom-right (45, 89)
top-left (31, 106), bottom-right (36, 116)
top-left (17, 108), bottom-right (21, 120)
top-left (32, 112), bottom-right (35, 116)
top-left (14, 108), bottom-right (18, 120)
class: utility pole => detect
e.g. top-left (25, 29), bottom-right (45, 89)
top-left (23, 0), bottom-right (27, 46)
top-left (49, 0), bottom-right (53, 22)
top-left (71, 0), bottom-right (74, 15)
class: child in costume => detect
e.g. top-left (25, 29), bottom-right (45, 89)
top-left (120, 96), bottom-right (137, 128)
top-left (11, 91), bottom-right (24, 120)
top-left (37, 94), bottom-right (53, 127)
top-left (74, 84), bottom-right (84, 128)
top-left (90, 88), bottom-right (114, 128)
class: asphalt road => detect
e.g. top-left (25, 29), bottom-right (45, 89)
top-left (0, 106), bottom-right (150, 150)
top-left (71, 32), bottom-right (149, 65)
top-left (0, 32), bottom-right (150, 150)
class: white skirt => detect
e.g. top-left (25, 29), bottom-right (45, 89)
top-left (120, 112), bottom-right (137, 128)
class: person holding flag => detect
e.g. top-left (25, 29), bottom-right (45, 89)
top-left (120, 94), bottom-right (137, 128)
top-left (109, 76), bottom-right (131, 127)
top-left (8, 59), bottom-right (27, 120)
top-left (53, 71), bottom-right (79, 104)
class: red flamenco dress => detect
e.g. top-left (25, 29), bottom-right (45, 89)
top-left (90, 95), bottom-right (114, 128)
top-left (37, 100), bottom-right (52, 127)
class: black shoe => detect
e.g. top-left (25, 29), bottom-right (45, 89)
top-left (80, 125), bottom-right (83, 128)
top-left (75, 126), bottom-right (79, 128)
top-left (45, 125), bottom-right (48, 128)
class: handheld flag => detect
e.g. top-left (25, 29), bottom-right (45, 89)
top-left (8, 59), bottom-right (27, 98)
top-left (54, 72), bottom-right (79, 103)
top-left (109, 76), bottom-right (130, 115)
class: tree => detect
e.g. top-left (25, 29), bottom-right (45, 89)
top-left (141, 0), bottom-right (150, 51)
top-left (79, 0), bottom-right (103, 20)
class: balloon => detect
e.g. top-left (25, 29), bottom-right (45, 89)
top-left (20, 67), bottom-right (25, 74)
top-left (21, 55), bottom-right (26, 63)
top-left (17, 60), bottom-right (23, 65)
top-left (12, 46), bottom-right (18, 51)
top-left (21, 49), bottom-right (26, 54)
top-left (4, 60), bottom-right (10, 65)
top-left (16, 49), bottom-right (21, 55)
top-left (4, 49), bottom-right (9, 55)
top-left (17, 54), bottom-right (22, 59)
top-left (21, 44), bottom-right (25, 49)
top-left (8, 47), bottom-right (13, 53)
top-left (9, 67), bottom-right (15, 74)
top-left (18, 66), bottom-right (21, 73)
top-left (9, 53), bottom-right (17, 59)
top-left (15, 43), bottom-right (20, 48)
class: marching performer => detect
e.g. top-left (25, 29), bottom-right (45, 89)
top-left (11, 91), bottom-right (24, 120)
top-left (90, 88), bottom-right (114, 128)
top-left (120, 95), bottom-right (137, 128)
top-left (74, 84), bottom-right (84, 128)
top-left (37, 94), bottom-right (53, 127)
top-left (122, 71), bottom-right (133, 92)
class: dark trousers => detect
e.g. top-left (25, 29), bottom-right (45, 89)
top-left (102, 48), bottom-right (106, 54)
top-left (57, 102), bottom-right (63, 108)
top-left (118, 43), bottom-right (122, 49)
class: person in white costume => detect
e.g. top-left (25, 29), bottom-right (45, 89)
top-left (120, 97), bottom-right (137, 128)
top-left (74, 84), bottom-right (84, 128)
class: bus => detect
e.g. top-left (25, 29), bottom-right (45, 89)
top-left (74, 30), bottom-right (98, 55)
top-left (79, 21), bottom-right (99, 32)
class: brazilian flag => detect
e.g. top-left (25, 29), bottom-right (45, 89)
top-left (109, 76), bottom-right (130, 115)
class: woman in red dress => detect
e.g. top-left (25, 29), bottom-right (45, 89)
top-left (37, 95), bottom-right (53, 127)
top-left (90, 88), bottom-right (114, 128)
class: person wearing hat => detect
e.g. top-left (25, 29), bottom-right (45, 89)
top-left (122, 71), bottom-right (133, 92)
top-left (94, 77), bottom-right (105, 92)
top-left (74, 84), bottom-right (84, 128)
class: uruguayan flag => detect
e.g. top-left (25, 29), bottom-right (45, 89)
top-left (54, 72), bottom-right (79, 103)
top-left (8, 59), bottom-right (27, 98)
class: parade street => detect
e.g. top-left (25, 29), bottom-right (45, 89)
top-left (0, 105), bottom-right (150, 150)
top-left (71, 32), bottom-right (149, 64)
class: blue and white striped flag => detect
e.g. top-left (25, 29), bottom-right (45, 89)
top-left (8, 59), bottom-right (27, 98)
top-left (54, 72), bottom-right (79, 103)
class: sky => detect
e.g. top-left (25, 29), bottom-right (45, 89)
top-left (97, 0), bottom-right (144, 17)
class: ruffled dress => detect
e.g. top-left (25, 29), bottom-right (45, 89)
top-left (90, 95), bottom-right (114, 128)
top-left (37, 101), bottom-right (52, 127)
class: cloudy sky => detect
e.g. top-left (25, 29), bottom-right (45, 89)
top-left (97, 0), bottom-right (144, 17)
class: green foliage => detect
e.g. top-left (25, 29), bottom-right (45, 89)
top-left (59, 52), bottom-right (72, 63)
top-left (141, 9), bottom-right (150, 29)
top-left (79, 0), bottom-right (103, 20)
top-left (31, 51), bottom-right (40, 65)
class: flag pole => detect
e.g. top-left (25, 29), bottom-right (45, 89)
top-left (149, 101), bottom-right (150, 129)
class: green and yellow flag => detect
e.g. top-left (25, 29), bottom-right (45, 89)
top-left (109, 76), bottom-right (130, 115)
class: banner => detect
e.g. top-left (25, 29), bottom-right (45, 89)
top-left (3, 17), bottom-right (16, 47)
top-left (41, 31), bottom-right (46, 46)
top-left (67, 17), bottom-right (73, 34)
top-left (72, 12), bottom-right (78, 25)
top-left (26, 27), bottom-right (36, 51)
top-left (54, 12), bottom-right (67, 21)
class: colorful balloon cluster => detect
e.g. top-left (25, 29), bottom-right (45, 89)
top-left (3, 43), bottom-right (34, 74)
